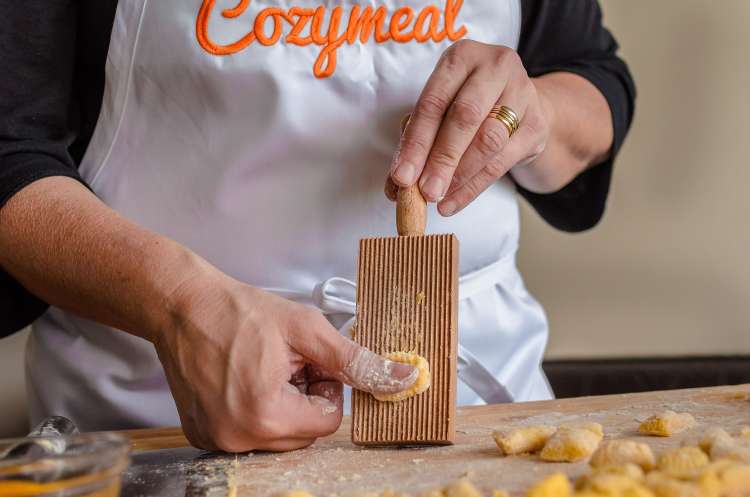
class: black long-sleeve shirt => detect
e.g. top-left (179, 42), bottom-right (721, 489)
top-left (0, 0), bottom-right (635, 336)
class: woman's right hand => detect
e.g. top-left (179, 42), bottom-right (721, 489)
top-left (154, 269), bottom-right (418, 452)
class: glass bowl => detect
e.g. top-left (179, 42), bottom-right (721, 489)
top-left (0, 433), bottom-right (129, 497)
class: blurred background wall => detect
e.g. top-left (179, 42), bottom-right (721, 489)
top-left (519, 0), bottom-right (750, 359)
top-left (2, 0), bottom-right (750, 437)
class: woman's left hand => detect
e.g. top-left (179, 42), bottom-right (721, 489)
top-left (386, 40), bottom-right (551, 216)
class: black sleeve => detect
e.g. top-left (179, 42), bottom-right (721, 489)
top-left (0, 1), bottom-right (86, 337)
top-left (516, 0), bottom-right (636, 232)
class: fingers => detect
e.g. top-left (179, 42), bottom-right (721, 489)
top-left (390, 41), bottom-right (481, 189)
top-left (287, 309), bottom-right (418, 395)
top-left (440, 110), bottom-right (545, 215)
top-left (418, 63), bottom-right (513, 202)
top-left (274, 382), bottom-right (343, 440)
top-left (442, 79), bottom-right (530, 207)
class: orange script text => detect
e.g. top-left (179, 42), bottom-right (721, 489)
top-left (197, 0), bottom-right (468, 78)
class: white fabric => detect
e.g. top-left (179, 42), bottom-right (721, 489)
top-left (27, 0), bottom-right (552, 430)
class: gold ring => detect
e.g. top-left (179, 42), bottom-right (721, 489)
top-left (489, 105), bottom-right (520, 137)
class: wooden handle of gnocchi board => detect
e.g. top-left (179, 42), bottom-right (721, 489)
top-left (396, 113), bottom-right (426, 236)
top-left (397, 185), bottom-right (427, 236)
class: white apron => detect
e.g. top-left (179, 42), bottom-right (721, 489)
top-left (27, 0), bottom-right (552, 430)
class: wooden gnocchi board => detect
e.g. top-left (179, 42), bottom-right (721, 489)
top-left (121, 385), bottom-right (750, 497)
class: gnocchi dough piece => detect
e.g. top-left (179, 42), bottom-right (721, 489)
top-left (443, 479), bottom-right (483, 497)
top-left (418, 490), bottom-right (444, 497)
top-left (381, 490), bottom-right (412, 497)
top-left (417, 479), bottom-right (481, 497)
top-left (657, 447), bottom-right (709, 479)
top-left (638, 411), bottom-right (696, 437)
top-left (560, 423), bottom-right (604, 440)
top-left (719, 463), bottom-right (750, 497)
top-left (373, 352), bottom-right (431, 402)
top-left (576, 464), bottom-right (646, 490)
top-left (576, 473), bottom-right (654, 497)
top-left (492, 426), bottom-right (557, 455)
top-left (698, 427), bottom-right (734, 453)
top-left (595, 463), bottom-right (646, 482)
top-left (590, 440), bottom-right (656, 470)
top-left (646, 470), bottom-right (721, 497)
top-left (710, 438), bottom-right (750, 464)
top-left (526, 472), bottom-right (572, 497)
top-left (540, 427), bottom-right (603, 462)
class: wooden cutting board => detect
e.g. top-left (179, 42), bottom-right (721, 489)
top-left (120, 385), bottom-right (750, 497)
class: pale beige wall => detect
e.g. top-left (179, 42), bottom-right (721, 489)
top-left (520, 0), bottom-right (750, 359)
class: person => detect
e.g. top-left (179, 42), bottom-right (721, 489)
top-left (0, 0), bottom-right (635, 452)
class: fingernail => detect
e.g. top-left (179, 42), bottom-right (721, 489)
top-left (385, 361), bottom-right (419, 392)
top-left (393, 162), bottom-right (418, 186)
top-left (311, 396), bottom-right (338, 415)
top-left (420, 176), bottom-right (447, 202)
top-left (440, 199), bottom-right (458, 216)
top-left (343, 348), bottom-right (418, 394)
top-left (388, 361), bottom-right (418, 383)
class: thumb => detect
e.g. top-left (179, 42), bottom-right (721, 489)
top-left (288, 310), bottom-right (418, 395)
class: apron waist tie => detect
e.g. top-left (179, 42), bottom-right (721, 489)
top-left (263, 256), bottom-right (516, 404)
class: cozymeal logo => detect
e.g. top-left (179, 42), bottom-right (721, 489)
top-left (196, 0), bottom-right (468, 78)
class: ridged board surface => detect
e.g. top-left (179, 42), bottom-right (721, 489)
top-left (352, 234), bottom-right (458, 445)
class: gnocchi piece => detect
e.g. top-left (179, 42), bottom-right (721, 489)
top-left (444, 479), bottom-right (483, 497)
top-left (597, 463), bottom-right (646, 482)
top-left (638, 411), bottom-right (696, 437)
top-left (373, 352), bottom-right (431, 402)
top-left (590, 440), bottom-right (656, 470)
top-left (492, 426), bottom-right (557, 455)
top-left (381, 490), bottom-right (412, 497)
top-left (418, 490), bottom-right (444, 497)
top-left (710, 438), bottom-right (750, 463)
top-left (492, 491), bottom-right (509, 497)
top-left (577, 464), bottom-right (645, 490)
top-left (540, 428), bottom-right (603, 462)
top-left (576, 473), bottom-right (654, 497)
top-left (645, 471), bottom-right (715, 497)
top-left (719, 463), bottom-right (750, 497)
top-left (698, 427), bottom-right (734, 453)
top-left (560, 423), bottom-right (604, 440)
top-left (657, 447), bottom-right (709, 479)
top-left (526, 472), bottom-right (572, 497)
top-left (276, 491), bottom-right (316, 497)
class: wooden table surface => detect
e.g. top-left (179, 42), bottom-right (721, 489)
top-left (120, 385), bottom-right (750, 497)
